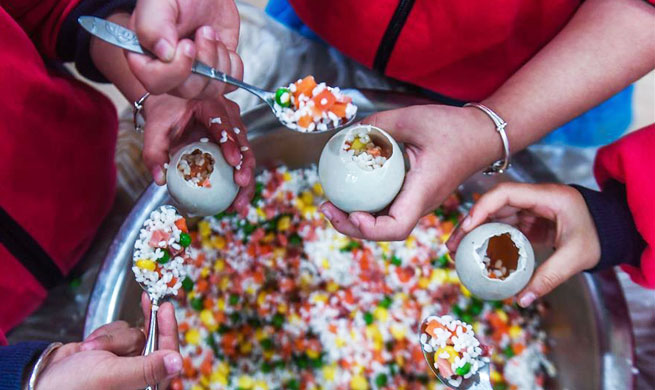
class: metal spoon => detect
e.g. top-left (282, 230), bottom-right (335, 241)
top-left (78, 16), bottom-right (356, 133)
top-left (133, 205), bottom-right (183, 390)
top-left (419, 317), bottom-right (493, 390)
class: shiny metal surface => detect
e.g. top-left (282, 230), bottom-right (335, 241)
top-left (85, 89), bottom-right (634, 390)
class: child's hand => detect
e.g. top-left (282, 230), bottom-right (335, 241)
top-left (446, 182), bottom-right (601, 307)
top-left (127, 0), bottom-right (242, 100)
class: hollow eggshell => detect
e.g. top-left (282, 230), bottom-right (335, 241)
top-left (455, 222), bottom-right (535, 300)
top-left (166, 141), bottom-right (238, 216)
top-left (318, 124), bottom-right (405, 213)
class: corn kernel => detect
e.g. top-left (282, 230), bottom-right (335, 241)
top-left (312, 182), bottom-right (324, 196)
top-left (282, 172), bottom-right (292, 181)
top-left (509, 325), bottom-right (522, 339)
top-left (200, 309), bottom-right (218, 331)
top-left (185, 329), bottom-right (200, 345)
top-left (135, 259), bottom-right (156, 271)
top-left (373, 307), bottom-right (388, 322)
top-left (198, 221), bottom-right (211, 238)
top-left (436, 346), bottom-right (458, 364)
top-left (460, 284), bottom-right (471, 297)
top-left (200, 267), bottom-right (210, 278)
top-left (312, 293), bottom-right (328, 304)
top-left (321, 258), bottom-right (330, 270)
top-left (277, 216), bottom-right (291, 231)
top-left (213, 259), bottom-right (225, 272)
top-left (237, 375), bottom-right (255, 389)
top-left (350, 374), bottom-right (368, 390)
top-left (239, 341), bottom-right (253, 354)
top-left (254, 380), bottom-right (269, 390)
top-left (211, 236), bottom-right (226, 250)
top-left (390, 324), bottom-right (406, 340)
top-left (210, 371), bottom-right (228, 385)
top-left (217, 298), bottom-right (225, 311)
top-left (430, 269), bottom-right (448, 284)
top-left (418, 277), bottom-right (430, 289)
top-left (496, 310), bottom-right (509, 323)
top-left (326, 281), bottom-right (339, 293)
top-left (190, 385), bottom-right (204, 390)
top-left (307, 349), bottom-right (320, 359)
top-left (405, 236), bottom-right (416, 249)
top-left (335, 337), bottom-right (346, 347)
top-left (277, 303), bottom-right (287, 314)
top-left (447, 269), bottom-right (460, 283)
top-left (257, 292), bottom-right (267, 306)
top-left (217, 362), bottom-right (229, 375)
top-left (256, 207), bottom-right (266, 219)
top-left (490, 370), bottom-right (502, 383)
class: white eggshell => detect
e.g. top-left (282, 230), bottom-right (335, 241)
top-left (166, 141), bottom-right (238, 216)
top-left (455, 222), bottom-right (535, 300)
top-left (318, 124), bottom-right (405, 213)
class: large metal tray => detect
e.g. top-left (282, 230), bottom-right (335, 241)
top-left (84, 89), bottom-right (634, 390)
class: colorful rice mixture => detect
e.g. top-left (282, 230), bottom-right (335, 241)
top-left (178, 149), bottom-right (216, 188)
top-left (420, 315), bottom-right (487, 387)
top-left (273, 76), bottom-right (357, 132)
top-left (343, 129), bottom-right (390, 170)
top-left (133, 206), bottom-right (191, 301)
top-left (170, 166), bottom-right (553, 390)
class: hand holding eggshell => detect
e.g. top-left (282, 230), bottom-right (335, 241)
top-left (318, 124), bottom-right (405, 214)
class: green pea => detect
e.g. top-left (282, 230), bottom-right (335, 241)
top-left (261, 338), bottom-right (274, 350)
top-left (218, 324), bottom-right (230, 334)
top-left (492, 301), bottom-right (504, 309)
top-left (190, 297), bottom-right (203, 311)
top-left (261, 362), bottom-right (273, 373)
top-left (275, 360), bottom-right (286, 369)
top-left (452, 305), bottom-right (463, 317)
top-left (289, 233), bottom-right (302, 246)
top-left (455, 362), bottom-right (471, 376)
top-left (390, 256), bottom-right (402, 266)
top-left (469, 299), bottom-right (483, 316)
top-left (461, 313), bottom-right (473, 324)
top-left (379, 296), bottom-right (393, 309)
top-left (433, 207), bottom-right (445, 217)
top-left (275, 88), bottom-right (292, 107)
top-left (310, 356), bottom-right (323, 368)
top-left (229, 293), bottom-right (240, 305)
top-left (272, 313), bottom-right (285, 329)
top-left (286, 379), bottom-right (299, 390)
top-left (503, 346), bottom-right (515, 358)
top-left (363, 311), bottom-right (374, 325)
top-left (375, 373), bottom-right (388, 386)
top-left (179, 232), bottom-right (191, 247)
top-left (181, 276), bottom-right (194, 292)
top-left (296, 354), bottom-right (309, 369)
top-left (157, 249), bottom-right (171, 264)
top-left (494, 383), bottom-right (508, 390)
top-left (437, 254), bottom-right (450, 268)
top-left (230, 312), bottom-right (241, 323)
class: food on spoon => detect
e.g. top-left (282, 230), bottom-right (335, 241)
top-left (455, 223), bottom-right (535, 300)
top-left (420, 315), bottom-right (488, 387)
top-left (166, 141), bottom-right (239, 216)
top-left (273, 75), bottom-right (357, 132)
top-left (318, 124), bottom-right (405, 213)
top-left (132, 206), bottom-right (190, 301)
top-left (169, 165), bottom-right (553, 390)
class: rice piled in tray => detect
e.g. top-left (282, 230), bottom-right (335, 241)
top-left (170, 166), bottom-right (553, 390)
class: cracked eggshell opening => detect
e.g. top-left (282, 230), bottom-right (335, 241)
top-left (318, 124), bottom-right (405, 213)
top-left (455, 222), bottom-right (535, 300)
top-left (166, 141), bottom-right (238, 217)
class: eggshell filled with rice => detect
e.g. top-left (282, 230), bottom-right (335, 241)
top-left (166, 141), bottom-right (238, 216)
top-left (318, 124), bottom-right (405, 213)
top-left (455, 222), bottom-right (535, 300)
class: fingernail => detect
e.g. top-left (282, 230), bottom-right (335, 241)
top-left (164, 353), bottom-right (182, 376)
top-left (349, 215), bottom-right (361, 228)
top-left (320, 206), bottom-right (332, 220)
top-left (201, 26), bottom-right (216, 41)
top-left (519, 292), bottom-right (536, 308)
top-left (461, 216), bottom-right (472, 231)
top-left (182, 42), bottom-right (195, 58)
top-left (153, 166), bottom-right (165, 185)
top-left (154, 39), bottom-right (175, 62)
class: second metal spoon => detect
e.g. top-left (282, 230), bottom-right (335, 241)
top-left (78, 16), bottom-right (355, 133)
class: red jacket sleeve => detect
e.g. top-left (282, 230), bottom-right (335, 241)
top-left (1, 0), bottom-right (82, 59)
top-left (594, 124), bottom-right (655, 288)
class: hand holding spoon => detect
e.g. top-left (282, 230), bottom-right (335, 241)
top-left (78, 16), bottom-right (357, 133)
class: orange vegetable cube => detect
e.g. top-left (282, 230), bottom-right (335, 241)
top-left (329, 103), bottom-right (348, 118)
top-left (312, 89), bottom-right (336, 111)
top-left (174, 218), bottom-right (188, 233)
top-left (294, 75), bottom-right (317, 99)
top-left (297, 115), bottom-right (313, 129)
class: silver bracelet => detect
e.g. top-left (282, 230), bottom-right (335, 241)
top-left (25, 342), bottom-right (63, 390)
top-left (464, 102), bottom-right (511, 175)
top-left (133, 92), bottom-right (151, 133)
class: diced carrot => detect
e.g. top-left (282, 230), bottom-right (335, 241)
top-left (178, 322), bottom-right (190, 333)
top-left (294, 75), bottom-right (317, 99)
top-left (170, 378), bottom-right (184, 390)
top-left (202, 178), bottom-right (212, 188)
top-left (203, 297), bottom-right (213, 309)
top-left (166, 277), bottom-right (177, 288)
top-left (328, 324), bottom-right (338, 333)
top-left (436, 357), bottom-right (454, 378)
top-left (312, 89), bottom-right (336, 111)
top-left (200, 358), bottom-right (212, 376)
top-left (174, 218), bottom-right (188, 233)
top-left (214, 311), bottom-right (226, 324)
top-left (513, 342), bottom-right (526, 355)
top-left (329, 103), bottom-right (348, 118)
top-left (297, 115), bottom-right (313, 129)
top-left (149, 230), bottom-right (170, 248)
top-left (196, 279), bottom-right (209, 293)
top-left (425, 320), bottom-right (448, 338)
top-left (441, 220), bottom-right (454, 234)
top-left (253, 270), bottom-right (265, 284)
top-left (367, 147), bottom-right (381, 157)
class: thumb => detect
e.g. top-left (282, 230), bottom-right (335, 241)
top-left (133, 0), bottom-right (179, 62)
top-left (106, 351), bottom-right (182, 389)
top-left (517, 245), bottom-right (581, 308)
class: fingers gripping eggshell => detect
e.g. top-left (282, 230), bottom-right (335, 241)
top-left (318, 124), bottom-right (405, 213)
top-left (455, 223), bottom-right (535, 300)
top-left (166, 141), bottom-right (238, 216)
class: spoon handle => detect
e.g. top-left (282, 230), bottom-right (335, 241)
top-left (143, 300), bottom-right (159, 390)
top-left (77, 16), bottom-right (272, 103)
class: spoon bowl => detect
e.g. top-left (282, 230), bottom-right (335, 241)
top-left (419, 316), bottom-right (493, 390)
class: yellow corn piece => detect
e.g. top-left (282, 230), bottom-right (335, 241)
top-left (213, 259), bottom-right (225, 272)
top-left (350, 137), bottom-right (366, 151)
top-left (430, 269), bottom-right (448, 284)
top-left (326, 281), bottom-right (339, 293)
top-left (256, 207), bottom-right (266, 219)
top-left (211, 236), bottom-right (226, 250)
top-left (436, 346), bottom-right (458, 364)
top-left (198, 220), bottom-right (211, 238)
top-left (496, 309), bottom-right (509, 323)
top-left (254, 380), bottom-right (269, 390)
top-left (390, 324), bottom-right (406, 340)
top-left (277, 303), bottom-right (288, 314)
top-left (216, 362), bottom-right (230, 375)
top-left (135, 259), bottom-right (156, 271)
top-left (257, 292), bottom-right (267, 306)
top-left (239, 341), bottom-right (253, 354)
top-left (190, 385), bottom-right (204, 390)
top-left (323, 364), bottom-right (336, 381)
top-left (277, 216), bottom-right (291, 231)
top-left (460, 284), bottom-right (471, 297)
top-left (200, 267), bottom-right (210, 278)
top-left (210, 371), bottom-right (228, 385)
top-left (185, 329), bottom-right (200, 345)
top-left (418, 277), bottom-right (430, 289)
top-left (200, 309), bottom-right (218, 332)
top-left (301, 190), bottom-right (314, 205)
top-left (307, 348), bottom-right (320, 359)
top-left (509, 325), bottom-right (522, 339)
top-left (373, 307), bottom-right (388, 322)
top-left (237, 375), bottom-right (255, 389)
top-left (282, 172), bottom-right (292, 181)
top-left (490, 370), bottom-right (502, 383)
top-left (350, 374), bottom-right (368, 390)
top-left (321, 258), bottom-right (331, 270)
top-left (312, 182), bottom-right (324, 196)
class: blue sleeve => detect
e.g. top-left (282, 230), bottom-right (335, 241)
top-left (265, 0), bottom-right (321, 41)
top-left (0, 342), bottom-right (50, 390)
